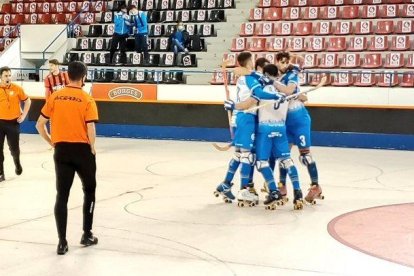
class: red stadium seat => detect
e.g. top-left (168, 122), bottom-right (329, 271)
top-left (375, 20), bottom-right (394, 34)
top-left (363, 0), bottom-right (382, 3)
top-left (309, 0), bottom-right (328, 6)
top-left (0, 14), bottom-right (11, 25)
top-left (319, 53), bottom-right (339, 68)
top-left (396, 20), bottom-right (414, 34)
top-left (77, 1), bottom-right (91, 13)
top-left (400, 73), bottom-right (414, 87)
top-left (249, 8), bottom-right (263, 21)
top-left (1, 3), bottom-right (11, 14)
top-left (361, 5), bottom-right (378, 19)
top-left (256, 22), bottom-right (274, 36)
top-left (223, 53), bottom-right (239, 67)
top-left (320, 6), bottom-right (339, 19)
top-left (51, 2), bottom-right (64, 14)
top-left (288, 37), bottom-right (305, 51)
top-left (307, 37), bottom-right (325, 52)
top-left (332, 73), bottom-right (354, 86)
top-left (24, 13), bottom-right (38, 24)
top-left (344, 0), bottom-right (364, 4)
top-left (302, 6), bottom-right (319, 20)
top-left (355, 20), bottom-right (373, 34)
top-left (327, 37), bottom-right (346, 51)
top-left (37, 13), bottom-right (51, 24)
top-left (380, 5), bottom-right (398, 18)
top-left (340, 53), bottom-right (361, 68)
top-left (274, 22), bottom-right (293, 35)
top-left (51, 13), bottom-right (66, 24)
top-left (285, 7), bottom-right (301, 20)
top-left (265, 37), bottom-right (285, 51)
top-left (295, 22), bottom-right (312, 35)
top-left (11, 3), bottom-right (23, 14)
top-left (80, 12), bottom-right (95, 24)
top-left (272, 0), bottom-right (291, 7)
top-left (314, 21), bottom-right (332, 35)
top-left (368, 36), bottom-right (389, 51)
top-left (210, 70), bottom-right (225, 85)
top-left (10, 14), bottom-right (24, 25)
top-left (354, 72), bottom-right (377, 87)
top-left (247, 37), bottom-right (266, 52)
top-left (64, 2), bottom-right (77, 13)
top-left (91, 1), bottom-right (106, 12)
top-left (361, 53), bottom-right (382, 68)
top-left (377, 72), bottom-right (399, 87)
top-left (258, 0), bottom-right (273, 8)
top-left (263, 53), bottom-right (277, 64)
top-left (400, 4), bottom-right (414, 17)
top-left (24, 2), bottom-right (37, 14)
top-left (341, 5), bottom-right (359, 19)
top-left (37, 2), bottom-right (50, 14)
top-left (348, 36), bottom-right (367, 51)
top-left (310, 73), bottom-right (332, 86)
top-left (0, 26), bottom-right (11, 37)
top-left (231, 37), bottom-right (247, 51)
top-left (264, 7), bottom-right (283, 20)
top-left (303, 53), bottom-right (319, 68)
top-left (390, 35), bottom-right (411, 51)
top-left (240, 23), bottom-right (255, 36)
top-left (333, 21), bottom-right (353, 35)
top-left (384, 53), bottom-right (405, 68)
top-left (407, 53), bottom-right (414, 68)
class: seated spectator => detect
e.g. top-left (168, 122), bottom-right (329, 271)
top-left (169, 22), bottom-right (190, 54)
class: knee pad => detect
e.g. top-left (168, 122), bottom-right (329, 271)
top-left (232, 151), bottom-right (241, 162)
top-left (299, 152), bottom-right (314, 166)
top-left (280, 158), bottom-right (294, 169)
top-left (240, 151), bottom-right (255, 165)
top-left (256, 160), bottom-right (269, 171)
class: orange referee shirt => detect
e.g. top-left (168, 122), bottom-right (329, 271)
top-left (0, 83), bottom-right (29, 120)
top-left (40, 85), bottom-right (99, 144)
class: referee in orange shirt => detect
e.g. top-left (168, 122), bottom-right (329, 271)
top-left (36, 61), bottom-right (99, 255)
top-left (0, 66), bottom-right (31, 182)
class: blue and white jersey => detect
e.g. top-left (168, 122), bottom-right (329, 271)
top-left (114, 11), bottom-right (131, 35)
top-left (280, 65), bottom-right (308, 121)
top-left (257, 85), bottom-right (288, 133)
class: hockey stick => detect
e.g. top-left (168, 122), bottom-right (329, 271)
top-left (212, 60), bottom-right (234, 151)
top-left (244, 75), bottom-right (327, 113)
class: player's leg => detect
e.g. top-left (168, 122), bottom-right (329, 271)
top-left (53, 144), bottom-right (76, 255)
top-left (277, 127), bottom-right (294, 190)
top-left (75, 144), bottom-right (98, 246)
top-left (0, 124), bottom-right (6, 181)
top-left (215, 149), bottom-right (239, 202)
top-left (5, 121), bottom-right (22, 175)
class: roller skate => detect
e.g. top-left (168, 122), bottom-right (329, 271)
top-left (304, 184), bottom-right (324, 205)
top-left (278, 182), bottom-right (289, 203)
top-left (214, 182), bottom-right (235, 203)
top-left (237, 188), bottom-right (258, 207)
top-left (264, 190), bottom-right (284, 210)
top-left (247, 183), bottom-right (259, 205)
top-left (293, 189), bottom-right (304, 210)
top-left (0, 173), bottom-right (4, 182)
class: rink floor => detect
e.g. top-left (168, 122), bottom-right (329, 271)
top-left (0, 134), bottom-right (413, 276)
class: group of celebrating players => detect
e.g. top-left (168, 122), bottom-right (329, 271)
top-left (214, 51), bottom-right (324, 210)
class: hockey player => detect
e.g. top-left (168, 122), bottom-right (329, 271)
top-left (273, 51), bottom-right (324, 204)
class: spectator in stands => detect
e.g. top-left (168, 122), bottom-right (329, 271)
top-left (44, 59), bottom-right (69, 100)
top-left (130, 5), bottom-right (149, 65)
top-left (109, 4), bottom-right (131, 64)
top-left (169, 21), bottom-right (190, 55)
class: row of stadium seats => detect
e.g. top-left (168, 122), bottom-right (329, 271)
top-left (257, 0), bottom-right (414, 8)
top-left (223, 52), bottom-right (414, 68)
top-left (231, 36), bottom-right (414, 52)
top-left (0, 12), bottom-right (98, 25)
top-left (240, 20), bottom-right (414, 36)
top-left (249, 4), bottom-right (414, 21)
top-left (64, 51), bottom-right (198, 67)
top-left (211, 70), bottom-right (414, 87)
top-left (2, 1), bottom-right (107, 14)
top-left (117, 0), bottom-right (235, 11)
top-left (83, 68), bottom-right (185, 84)
top-left (74, 36), bottom-right (206, 52)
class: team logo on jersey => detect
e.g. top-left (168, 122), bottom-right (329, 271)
top-left (108, 87), bottom-right (142, 100)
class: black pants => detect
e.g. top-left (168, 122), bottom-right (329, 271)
top-left (109, 33), bottom-right (129, 63)
top-left (54, 143), bottom-right (96, 241)
top-left (134, 34), bottom-right (149, 62)
top-left (0, 119), bottom-right (20, 174)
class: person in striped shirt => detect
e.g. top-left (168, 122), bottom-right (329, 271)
top-left (44, 59), bottom-right (69, 100)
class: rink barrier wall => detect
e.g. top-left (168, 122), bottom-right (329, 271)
top-left (24, 99), bottom-right (414, 150)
